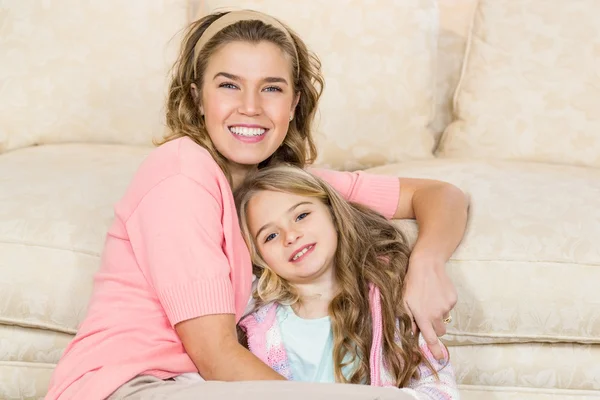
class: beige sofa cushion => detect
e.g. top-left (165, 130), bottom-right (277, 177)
top-left (437, 0), bottom-right (600, 167)
top-left (0, 1), bottom-right (187, 153)
top-left (451, 343), bottom-right (600, 392)
top-left (2, 146), bottom-right (598, 345)
top-left (1, 145), bottom-right (599, 397)
top-left (432, 0), bottom-right (478, 140)
top-left (197, 0), bottom-right (438, 170)
top-left (0, 145), bottom-right (151, 334)
top-left (367, 160), bottom-right (600, 345)
top-left (451, 343), bottom-right (600, 393)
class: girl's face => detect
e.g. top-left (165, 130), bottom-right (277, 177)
top-left (246, 190), bottom-right (338, 285)
top-left (196, 40), bottom-right (299, 172)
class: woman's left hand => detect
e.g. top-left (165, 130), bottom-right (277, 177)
top-left (403, 252), bottom-right (457, 360)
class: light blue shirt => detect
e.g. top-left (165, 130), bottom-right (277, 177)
top-left (276, 305), bottom-right (356, 382)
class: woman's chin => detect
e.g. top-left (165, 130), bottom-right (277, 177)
top-left (223, 151), bottom-right (273, 168)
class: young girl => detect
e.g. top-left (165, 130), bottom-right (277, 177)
top-left (46, 9), bottom-right (468, 400)
top-left (235, 165), bottom-right (459, 398)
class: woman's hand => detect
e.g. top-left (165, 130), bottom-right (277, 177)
top-left (403, 252), bottom-right (457, 360)
top-left (392, 178), bottom-right (467, 360)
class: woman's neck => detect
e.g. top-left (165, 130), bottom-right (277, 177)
top-left (291, 268), bottom-right (338, 319)
top-left (228, 162), bottom-right (257, 190)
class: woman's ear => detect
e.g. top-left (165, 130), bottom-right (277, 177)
top-left (190, 83), bottom-right (204, 115)
top-left (291, 92), bottom-right (301, 115)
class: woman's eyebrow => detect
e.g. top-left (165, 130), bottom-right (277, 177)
top-left (213, 72), bottom-right (288, 86)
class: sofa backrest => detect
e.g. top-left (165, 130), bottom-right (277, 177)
top-left (0, 0), bottom-right (477, 170)
top-left (438, 0), bottom-right (600, 168)
top-left (0, 0), bottom-right (188, 152)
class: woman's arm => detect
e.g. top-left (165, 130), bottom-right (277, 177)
top-left (126, 173), bottom-right (286, 381)
top-left (394, 178), bottom-right (469, 360)
top-left (176, 314), bottom-right (285, 381)
top-left (309, 168), bottom-right (469, 360)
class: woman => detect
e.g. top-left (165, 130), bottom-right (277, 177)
top-left (46, 9), bottom-right (468, 400)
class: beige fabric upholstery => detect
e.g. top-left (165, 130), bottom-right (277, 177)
top-left (198, 0), bottom-right (439, 170)
top-left (0, 145), bottom-right (151, 335)
top-left (367, 160), bottom-right (600, 345)
top-left (449, 343), bottom-right (600, 391)
top-left (460, 386), bottom-right (600, 400)
top-left (438, 0), bottom-right (600, 167)
top-left (2, 145), bottom-right (599, 397)
top-left (5, 149), bottom-right (599, 345)
top-left (0, 363), bottom-right (54, 400)
top-left (432, 0), bottom-right (478, 140)
top-left (0, 1), bottom-right (187, 153)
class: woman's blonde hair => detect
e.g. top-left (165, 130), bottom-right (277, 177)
top-left (159, 11), bottom-right (323, 183)
top-left (234, 165), bottom-right (432, 387)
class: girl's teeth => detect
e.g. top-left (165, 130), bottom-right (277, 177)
top-left (293, 245), bottom-right (313, 261)
top-left (230, 126), bottom-right (266, 136)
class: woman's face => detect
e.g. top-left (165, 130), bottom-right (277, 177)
top-left (246, 190), bottom-right (338, 285)
top-left (196, 40), bottom-right (299, 171)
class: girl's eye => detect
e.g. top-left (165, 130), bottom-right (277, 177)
top-left (219, 82), bottom-right (238, 89)
top-left (265, 233), bottom-right (277, 243)
top-left (296, 212), bottom-right (309, 222)
top-left (263, 86), bottom-right (282, 93)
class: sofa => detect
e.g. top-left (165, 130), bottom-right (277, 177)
top-left (1, 0), bottom-right (599, 399)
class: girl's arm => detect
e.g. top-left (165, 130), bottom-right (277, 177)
top-left (126, 174), bottom-right (284, 381)
top-left (309, 169), bottom-right (469, 360)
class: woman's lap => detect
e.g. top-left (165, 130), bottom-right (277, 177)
top-left (108, 375), bottom-right (417, 400)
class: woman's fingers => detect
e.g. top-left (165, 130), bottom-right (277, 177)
top-left (417, 317), bottom-right (445, 361)
top-left (404, 300), bottom-right (418, 335)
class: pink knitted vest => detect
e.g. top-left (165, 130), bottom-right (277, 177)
top-left (238, 284), bottom-right (394, 386)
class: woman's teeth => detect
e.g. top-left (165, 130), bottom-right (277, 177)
top-left (229, 126), bottom-right (266, 137)
top-left (292, 245), bottom-right (313, 261)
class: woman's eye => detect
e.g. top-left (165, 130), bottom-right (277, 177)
top-left (296, 212), bottom-right (309, 222)
top-left (265, 233), bottom-right (277, 243)
top-left (263, 86), bottom-right (282, 93)
top-left (219, 82), bottom-right (238, 89)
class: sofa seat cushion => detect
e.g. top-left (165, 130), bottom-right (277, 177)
top-left (1, 146), bottom-right (598, 349)
top-left (450, 343), bottom-right (600, 392)
top-left (0, 362), bottom-right (54, 400)
top-left (366, 160), bottom-right (600, 345)
top-left (0, 144), bottom-right (151, 334)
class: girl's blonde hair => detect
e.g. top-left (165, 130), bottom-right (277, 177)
top-left (234, 165), bottom-right (432, 387)
top-left (159, 11), bottom-right (324, 183)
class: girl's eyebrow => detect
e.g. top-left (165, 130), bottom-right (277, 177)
top-left (255, 201), bottom-right (312, 239)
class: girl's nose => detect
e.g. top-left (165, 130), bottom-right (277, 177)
top-left (285, 229), bottom-right (302, 245)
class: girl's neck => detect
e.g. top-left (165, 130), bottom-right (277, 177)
top-left (291, 269), bottom-right (338, 319)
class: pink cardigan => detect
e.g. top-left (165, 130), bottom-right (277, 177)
top-left (46, 137), bottom-right (400, 400)
top-left (239, 285), bottom-right (459, 399)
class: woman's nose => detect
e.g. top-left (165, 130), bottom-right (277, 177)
top-left (238, 90), bottom-right (262, 116)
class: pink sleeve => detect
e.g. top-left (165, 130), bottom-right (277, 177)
top-left (405, 335), bottom-right (460, 399)
top-left (308, 168), bottom-right (400, 219)
top-left (126, 174), bottom-right (235, 327)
